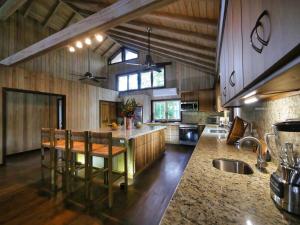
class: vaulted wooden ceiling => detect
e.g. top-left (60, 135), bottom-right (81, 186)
top-left (0, 0), bottom-right (220, 75)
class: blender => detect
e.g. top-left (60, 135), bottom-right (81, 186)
top-left (266, 119), bottom-right (300, 215)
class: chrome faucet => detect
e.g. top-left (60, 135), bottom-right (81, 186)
top-left (237, 136), bottom-right (267, 171)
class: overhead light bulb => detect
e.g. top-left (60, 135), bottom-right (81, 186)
top-left (95, 34), bottom-right (103, 42)
top-left (76, 41), bottom-right (83, 48)
top-left (244, 96), bottom-right (258, 104)
top-left (68, 46), bottom-right (75, 52)
top-left (243, 90), bottom-right (257, 99)
top-left (85, 38), bottom-right (92, 45)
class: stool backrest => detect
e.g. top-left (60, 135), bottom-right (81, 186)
top-left (89, 132), bottom-right (112, 156)
top-left (70, 131), bottom-right (89, 153)
top-left (54, 129), bottom-right (69, 150)
top-left (41, 128), bottom-right (53, 147)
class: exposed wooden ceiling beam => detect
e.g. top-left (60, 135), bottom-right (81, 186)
top-left (145, 12), bottom-right (218, 28)
top-left (113, 38), bottom-right (215, 73)
top-left (93, 36), bottom-right (108, 53)
top-left (111, 26), bottom-right (215, 55)
top-left (23, 0), bottom-right (34, 17)
top-left (63, 12), bottom-right (76, 29)
top-left (124, 20), bottom-right (216, 44)
top-left (108, 32), bottom-right (215, 65)
top-left (101, 42), bottom-right (115, 57)
top-left (43, 0), bottom-right (62, 28)
top-left (62, 0), bottom-right (109, 13)
top-left (0, 0), bottom-right (27, 20)
top-left (0, 0), bottom-right (175, 66)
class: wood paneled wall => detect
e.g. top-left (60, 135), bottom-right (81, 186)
top-left (0, 12), bottom-right (106, 83)
top-left (6, 92), bottom-right (58, 155)
top-left (107, 50), bottom-right (215, 92)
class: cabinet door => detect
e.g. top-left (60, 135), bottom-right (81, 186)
top-left (242, 0), bottom-right (300, 87)
top-left (100, 102), bottom-right (110, 128)
top-left (109, 102), bottom-right (117, 123)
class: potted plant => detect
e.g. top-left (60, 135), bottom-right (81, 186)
top-left (120, 98), bottom-right (138, 129)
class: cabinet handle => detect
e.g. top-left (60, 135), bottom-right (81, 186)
top-left (229, 70), bottom-right (235, 87)
top-left (250, 23), bottom-right (263, 53)
top-left (255, 10), bottom-right (270, 46)
top-left (223, 86), bottom-right (226, 97)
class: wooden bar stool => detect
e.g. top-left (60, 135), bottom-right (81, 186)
top-left (67, 130), bottom-right (90, 208)
top-left (40, 128), bottom-right (54, 184)
top-left (88, 132), bottom-right (128, 208)
top-left (53, 129), bottom-right (70, 193)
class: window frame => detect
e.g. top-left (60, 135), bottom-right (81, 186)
top-left (116, 66), bottom-right (166, 92)
top-left (108, 47), bottom-right (139, 65)
top-left (151, 99), bottom-right (181, 122)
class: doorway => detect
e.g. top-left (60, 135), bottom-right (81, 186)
top-left (2, 88), bottom-right (66, 165)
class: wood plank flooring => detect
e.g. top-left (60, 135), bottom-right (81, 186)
top-left (0, 144), bottom-right (193, 225)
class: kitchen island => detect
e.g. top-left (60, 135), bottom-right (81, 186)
top-left (87, 125), bottom-right (166, 179)
top-left (160, 126), bottom-right (300, 225)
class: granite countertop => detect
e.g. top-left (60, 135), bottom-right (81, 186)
top-left (147, 122), bottom-right (206, 126)
top-left (160, 129), bottom-right (300, 225)
top-left (91, 125), bottom-right (166, 140)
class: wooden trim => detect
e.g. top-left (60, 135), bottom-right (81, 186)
top-left (62, 0), bottom-right (109, 12)
top-left (0, 0), bottom-right (175, 66)
top-left (0, 0), bottom-right (27, 21)
top-left (109, 32), bottom-right (215, 63)
top-left (101, 43), bottom-right (116, 57)
top-left (23, 0), bottom-right (34, 18)
top-left (111, 26), bottom-right (215, 54)
top-left (146, 12), bottom-right (218, 28)
top-left (43, 1), bottom-right (62, 28)
top-left (1, 88), bottom-right (67, 166)
top-left (125, 21), bottom-right (216, 43)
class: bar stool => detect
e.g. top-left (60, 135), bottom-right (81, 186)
top-left (53, 129), bottom-right (70, 193)
top-left (40, 128), bottom-right (54, 185)
top-left (88, 132), bottom-right (128, 208)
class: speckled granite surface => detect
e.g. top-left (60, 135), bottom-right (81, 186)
top-left (160, 132), bottom-right (300, 225)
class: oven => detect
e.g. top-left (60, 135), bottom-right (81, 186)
top-left (179, 124), bottom-right (199, 146)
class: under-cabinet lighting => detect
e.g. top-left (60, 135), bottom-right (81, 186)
top-left (84, 38), bottom-right (92, 45)
top-left (76, 41), bottom-right (83, 48)
top-left (243, 90), bottom-right (256, 99)
top-left (68, 46), bottom-right (75, 52)
top-left (95, 34), bottom-right (103, 42)
top-left (244, 96), bottom-right (258, 104)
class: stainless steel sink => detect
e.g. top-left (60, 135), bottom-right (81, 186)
top-left (212, 158), bottom-right (254, 175)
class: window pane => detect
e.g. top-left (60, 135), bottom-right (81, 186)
top-left (118, 76), bottom-right (127, 91)
top-left (125, 49), bottom-right (138, 60)
top-left (111, 52), bottom-right (122, 64)
top-left (153, 102), bottom-right (166, 120)
top-left (152, 68), bottom-right (164, 87)
top-left (128, 73), bottom-right (138, 90)
top-left (140, 71), bottom-right (151, 89)
top-left (166, 100), bottom-right (181, 120)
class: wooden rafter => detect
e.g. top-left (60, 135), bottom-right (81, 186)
top-left (125, 20), bottom-right (216, 43)
top-left (62, 0), bottom-right (109, 13)
top-left (101, 42), bottom-right (115, 57)
top-left (23, 0), bottom-right (34, 18)
top-left (145, 12), bottom-right (218, 28)
top-left (93, 36), bottom-right (108, 52)
top-left (0, 0), bottom-right (27, 21)
top-left (43, 0), bottom-right (62, 28)
top-left (111, 26), bottom-right (215, 55)
top-left (63, 12), bottom-right (76, 29)
top-left (108, 31), bottom-right (215, 63)
top-left (0, 0), bottom-right (175, 66)
top-left (116, 38), bottom-right (214, 71)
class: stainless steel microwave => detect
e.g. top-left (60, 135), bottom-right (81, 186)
top-left (181, 101), bottom-right (198, 112)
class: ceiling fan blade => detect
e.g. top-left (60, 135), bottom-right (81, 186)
top-left (91, 78), bottom-right (100, 83)
top-left (79, 77), bottom-right (88, 81)
top-left (71, 73), bottom-right (84, 77)
top-left (93, 76), bottom-right (107, 79)
top-left (151, 66), bottom-right (162, 73)
top-left (155, 62), bottom-right (172, 66)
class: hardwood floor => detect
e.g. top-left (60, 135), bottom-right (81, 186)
top-left (0, 144), bottom-right (193, 225)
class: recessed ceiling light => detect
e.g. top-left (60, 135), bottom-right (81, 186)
top-left (243, 90), bottom-right (256, 99)
top-left (244, 96), bottom-right (258, 104)
top-left (85, 38), bottom-right (92, 45)
top-left (68, 46), bottom-right (75, 52)
top-left (95, 34), bottom-right (103, 42)
top-left (76, 41), bottom-right (83, 48)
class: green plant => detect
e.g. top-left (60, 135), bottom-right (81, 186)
top-left (121, 98), bottom-right (138, 118)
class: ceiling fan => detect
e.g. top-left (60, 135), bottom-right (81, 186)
top-left (71, 47), bottom-right (107, 83)
top-left (125, 27), bottom-right (172, 72)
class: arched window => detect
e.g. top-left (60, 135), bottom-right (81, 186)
top-left (108, 47), bottom-right (138, 65)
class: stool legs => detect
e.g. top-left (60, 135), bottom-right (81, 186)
top-left (124, 151), bottom-right (128, 192)
top-left (108, 157), bottom-right (113, 208)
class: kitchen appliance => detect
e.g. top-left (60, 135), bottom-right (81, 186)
top-left (179, 124), bottom-right (200, 146)
top-left (180, 101), bottom-right (198, 112)
top-left (266, 120), bottom-right (300, 215)
top-left (206, 115), bottom-right (221, 125)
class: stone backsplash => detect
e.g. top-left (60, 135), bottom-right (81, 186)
top-left (235, 94), bottom-right (300, 139)
top-left (182, 111), bottom-right (223, 124)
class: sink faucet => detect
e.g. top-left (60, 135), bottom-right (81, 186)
top-left (237, 136), bottom-right (267, 171)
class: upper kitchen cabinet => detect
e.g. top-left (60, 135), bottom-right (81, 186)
top-left (242, 0), bottom-right (300, 87)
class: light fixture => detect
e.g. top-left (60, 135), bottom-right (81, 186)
top-left (243, 90), bottom-right (257, 99)
top-left (95, 34), bottom-right (103, 42)
top-left (75, 41), bottom-right (83, 48)
top-left (84, 37), bottom-right (92, 45)
top-left (244, 96), bottom-right (258, 104)
top-left (68, 46), bottom-right (75, 52)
